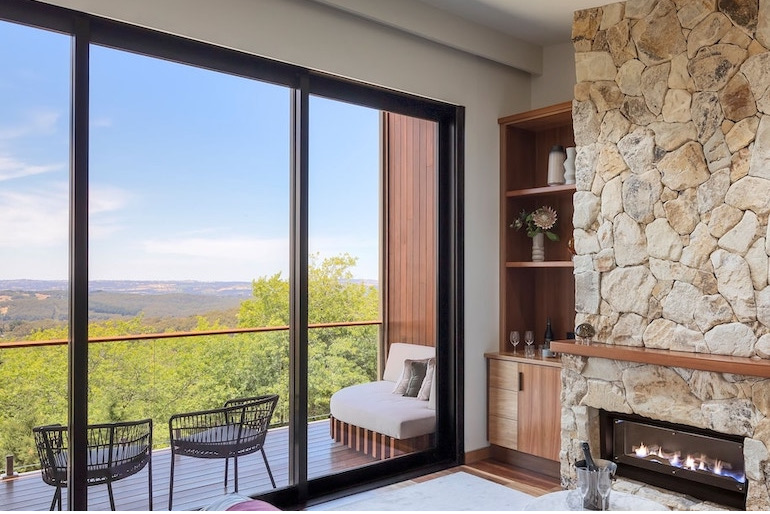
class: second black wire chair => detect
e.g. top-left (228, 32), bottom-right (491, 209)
top-left (168, 394), bottom-right (279, 510)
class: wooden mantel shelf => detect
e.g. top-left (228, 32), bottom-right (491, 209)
top-left (551, 340), bottom-right (770, 379)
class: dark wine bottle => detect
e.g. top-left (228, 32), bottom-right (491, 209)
top-left (581, 441), bottom-right (598, 471)
top-left (544, 317), bottom-right (554, 348)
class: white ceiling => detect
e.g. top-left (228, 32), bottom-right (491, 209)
top-left (415, 0), bottom-right (612, 46)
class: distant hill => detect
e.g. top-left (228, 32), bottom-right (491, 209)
top-left (0, 280), bottom-right (254, 322)
top-left (0, 279), bottom-right (253, 296)
top-left (0, 278), bottom-right (378, 324)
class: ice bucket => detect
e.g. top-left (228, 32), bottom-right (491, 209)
top-left (575, 458), bottom-right (617, 510)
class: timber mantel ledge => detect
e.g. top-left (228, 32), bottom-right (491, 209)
top-left (550, 339), bottom-right (770, 379)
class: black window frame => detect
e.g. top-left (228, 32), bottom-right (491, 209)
top-left (0, 0), bottom-right (464, 509)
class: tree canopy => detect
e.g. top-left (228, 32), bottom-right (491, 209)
top-left (0, 254), bottom-right (379, 470)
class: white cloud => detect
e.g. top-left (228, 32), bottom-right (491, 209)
top-left (89, 185), bottom-right (131, 215)
top-left (87, 236), bottom-right (292, 281)
top-left (0, 109), bottom-right (61, 140)
top-left (0, 153), bottom-right (63, 181)
top-left (0, 184), bottom-right (68, 248)
top-left (90, 116), bottom-right (113, 129)
top-left (0, 181), bottom-right (133, 248)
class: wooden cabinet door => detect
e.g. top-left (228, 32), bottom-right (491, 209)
top-left (516, 363), bottom-right (561, 461)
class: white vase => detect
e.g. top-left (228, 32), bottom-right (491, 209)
top-left (547, 145), bottom-right (566, 185)
top-left (564, 146), bottom-right (576, 185)
top-left (531, 232), bottom-right (545, 262)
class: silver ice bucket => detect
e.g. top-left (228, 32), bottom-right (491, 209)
top-left (575, 458), bottom-right (617, 510)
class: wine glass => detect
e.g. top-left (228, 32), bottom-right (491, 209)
top-left (509, 330), bottom-right (520, 353)
top-left (524, 330), bottom-right (535, 356)
top-left (597, 468), bottom-right (612, 512)
top-left (576, 468), bottom-right (591, 511)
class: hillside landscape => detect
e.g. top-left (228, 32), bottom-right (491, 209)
top-left (0, 280), bottom-right (253, 340)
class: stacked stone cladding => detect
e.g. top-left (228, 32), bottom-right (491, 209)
top-left (566, 0), bottom-right (770, 508)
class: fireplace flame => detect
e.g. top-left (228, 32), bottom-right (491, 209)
top-left (629, 441), bottom-right (745, 484)
top-left (634, 442), bottom-right (649, 457)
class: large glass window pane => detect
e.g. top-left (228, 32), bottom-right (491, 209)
top-left (0, 20), bottom-right (71, 511)
top-left (88, 45), bottom-right (291, 509)
top-left (307, 96), bottom-right (383, 478)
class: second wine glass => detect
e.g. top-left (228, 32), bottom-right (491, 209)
top-left (524, 330), bottom-right (535, 357)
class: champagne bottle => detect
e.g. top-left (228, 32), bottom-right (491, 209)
top-left (544, 317), bottom-right (554, 348)
top-left (581, 441), bottom-right (598, 471)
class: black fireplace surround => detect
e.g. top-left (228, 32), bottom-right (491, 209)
top-left (599, 411), bottom-right (747, 509)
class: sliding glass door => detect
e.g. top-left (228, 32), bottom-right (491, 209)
top-left (88, 44), bottom-right (292, 508)
top-left (307, 96), bottom-right (382, 478)
top-left (0, 2), bottom-right (462, 510)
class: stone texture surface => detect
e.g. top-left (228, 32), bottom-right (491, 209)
top-left (567, 3), bottom-right (770, 508)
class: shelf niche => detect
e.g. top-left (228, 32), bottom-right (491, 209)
top-left (499, 101), bottom-right (576, 354)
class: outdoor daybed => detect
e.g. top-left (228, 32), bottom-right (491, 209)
top-left (329, 342), bottom-right (436, 459)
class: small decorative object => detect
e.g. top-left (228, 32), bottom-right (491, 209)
top-left (575, 323), bottom-right (596, 345)
top-left (511, 206), bottom-right (560, 262)
top-left (567, 236), bottom-right (576, 255)
top-left (547, 145), bottom-right (566, 185)
top-left (564, 146), bottom-right (576, 184)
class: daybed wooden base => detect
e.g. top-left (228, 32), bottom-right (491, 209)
top-left (329, 416), bottom-right (433, 460)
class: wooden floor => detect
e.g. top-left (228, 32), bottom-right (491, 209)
top-left (1, 419), bottom-right (562, 511)
top-left (0, 420), bottom-right (375, 511)
top-left (424, 459), bottom-right (563, 497)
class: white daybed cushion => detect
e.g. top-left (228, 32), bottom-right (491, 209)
top-left (330, 381), bottom-right (436, 439)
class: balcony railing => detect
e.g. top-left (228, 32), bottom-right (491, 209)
top-left (0, 321), bottom-right (381, 480)
top-left (0, 320), bottom-right (381, 349)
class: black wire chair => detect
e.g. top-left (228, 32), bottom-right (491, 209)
top-left (168, 394), bottom-right (279, 510)
top-left (32, 419), bottom-right (153, 511)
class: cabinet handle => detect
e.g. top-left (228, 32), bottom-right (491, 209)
top-left (519, 371), bottom-right (523, 392)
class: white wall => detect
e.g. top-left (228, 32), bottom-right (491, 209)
top-left (37, 0), bottom-right (535, 453)
top-left (531, 42), bottom-right (576, 109)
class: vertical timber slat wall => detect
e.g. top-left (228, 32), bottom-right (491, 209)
top-left (383, 112), bottom-right (437, 351)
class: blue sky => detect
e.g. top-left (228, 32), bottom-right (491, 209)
top-left (0, 20), bottom-right (380, 283)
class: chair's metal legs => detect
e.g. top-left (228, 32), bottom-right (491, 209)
top-left (49, 486), bottom-right (61, 511)
top-left (234, 455), bottom-right (239, 492)
top-left (148, 454), bottom-right (153, 511)
top-left (107, 480), bottom-right (116, 511)
top-left (261, 448), bottom-right (276, 488)
top-left (224, 457), bottom-right (230, 489)
top-left (168, 452), bottom-right (175, 511)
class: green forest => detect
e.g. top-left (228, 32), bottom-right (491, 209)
top-left (0, 254), bottom-right (379, 471)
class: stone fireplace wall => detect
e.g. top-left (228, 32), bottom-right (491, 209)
top-left (565, 0), bottom-right (770, 509)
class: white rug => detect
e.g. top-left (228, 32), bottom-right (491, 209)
top-left (313, 471), bottom-right (534, 511)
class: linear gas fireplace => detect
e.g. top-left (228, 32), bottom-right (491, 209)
top-left (599, 411), bottom-right (747, 509)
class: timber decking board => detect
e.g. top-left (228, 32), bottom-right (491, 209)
top-left (0, 420), bottom-right (375, 511)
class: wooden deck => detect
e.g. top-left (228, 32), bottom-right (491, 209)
top-left (0, 420), bottom-right (375, 511)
